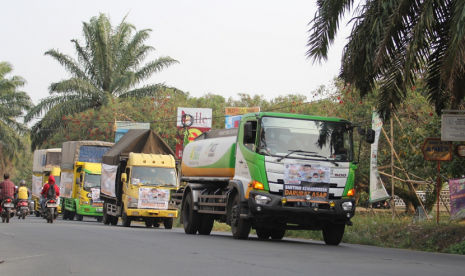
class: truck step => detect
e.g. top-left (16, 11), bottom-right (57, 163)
top-left (198, 210), bottom-right (227, 215)
top-left (198, 202), bottom-right (227, 207)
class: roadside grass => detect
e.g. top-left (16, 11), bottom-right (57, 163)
top-left (173, 210), bottom-right (465, 254)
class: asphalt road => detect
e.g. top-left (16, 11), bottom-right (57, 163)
top-left (1, 215), bottom-right (464, 276)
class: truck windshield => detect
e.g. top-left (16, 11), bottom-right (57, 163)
top-left (259, 117), bottom-right (353, 161)
top-left (131, 167), bottom-right (177, 186)
top-left (83, 174), bottom-right (101, 191)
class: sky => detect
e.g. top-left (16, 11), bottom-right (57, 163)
top-left (0, 0), bottom-right (352, 106)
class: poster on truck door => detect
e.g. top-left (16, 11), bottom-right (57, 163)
top-left (59, 172), bottom-right (74, 198)
top-left (138, 188), bottom-right (169, 209)
top-left (32, 175), bottom-right (43, 197)
top-left (101, 164), bottom-right (117, 197)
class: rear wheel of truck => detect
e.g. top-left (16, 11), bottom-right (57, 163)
top-left (96, 217), bottom-right (103, 222)
top-left (102, 202), bottom-right (111, 225)
top-left (121, 212), bottom-right (131, 227)
top-left (230, 193), bottom-right (251, 240)
top-left (68, 212), bottom-right (75, 221)
top-left (255, 227), bottom-right (271, 239)
top-left (164, 218), bottom-right (173, 229)
top-left (76, 214), bottom-right (83, 221)
top-left (270, 229), bottom-right (286, 240)
top-left (110, 216), bottom-right (118, 226)
top-left (183, 193), bottom-right (200, 234)
top-left (145, 220), bottom-right (153, 228)
top-left (323, 223), bottom-right (345, 245)
top-left (35, 211), bottom-right (40, 217)
top-left (62, 207), bottom-right (68, 220)
top-left (198, 214), bottom-right (214, 235)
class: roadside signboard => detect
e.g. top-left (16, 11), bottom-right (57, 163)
top-left (441, 111), bottom-right (465, 141)
top-left (421, 138), bottom-right (452, 161)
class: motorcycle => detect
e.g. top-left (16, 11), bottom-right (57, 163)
top-left (16, 199), bottom-right (29, 219)
top-left (1, 197), bottom-right (14, 223)
top-left (43, 198), bottom-right (58, 223)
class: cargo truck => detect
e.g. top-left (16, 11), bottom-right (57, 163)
top-left (173, 112), bottom-right (374, 245)
top-left (59, 141), bottom-right (114, 221)
top-left (31, 148), bottom-right (62, 217)
top-left (100, 129), bottom-right (179, 228)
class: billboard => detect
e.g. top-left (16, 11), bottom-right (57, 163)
top-left (176, 107), bottom-right (212, 128)
top-left (225, 107), bottom-right (260, 129)
top-left (115, 121), bottom-right (150, 143)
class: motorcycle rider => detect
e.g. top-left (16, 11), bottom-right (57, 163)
top-left (40, 175), bottom-right (60, 211)
top-left (0, 173), bottom-right (16, 206)
top-left (14, 180), bottom-right (30, 208)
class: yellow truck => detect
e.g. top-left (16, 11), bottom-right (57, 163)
top-left (59, 141), bottom-right (114, 221)
top-left (100, 129), bottom-right (178, 228)
top-left (31, 148), bottom-right (62, 217)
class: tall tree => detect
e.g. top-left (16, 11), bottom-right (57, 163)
top-left (0, 61), bottom-right (32, 171)
top-left (25, 13), bottom-right (179, 149)
top-left (307, 0), bottom-right (465, 121)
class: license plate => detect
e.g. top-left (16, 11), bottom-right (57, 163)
top-left (46, 203), bottom-right (57, 208)
top-left (21, 207), bottom-right (28, 210)
top-left (96, 208), bottom-right (103, 213)
top-left (3, 203), bottom-right (13, 208)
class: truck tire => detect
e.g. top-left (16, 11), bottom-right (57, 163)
top-left (182, 193), bottom-right (200, 234)
top-left (255, 227), bottom-right (271, 239)
top-left (110, 216), bottom-right (118, 226)
top-left (76, 214), bottom-right (83, 221)
top-left (164, 218), bottom-right (173, 229)
top-left (198, 214), bottom-right (214, 235)
top-left (68, 212), bottom-right (75, 221)
top-left (122, 212), bottom-right (131, 227)
top-left (62, 207), bottom-right (68, 220)
top-left (230, 193), bottom-right (251, 239)
top-left (145, 220), bottom-right (153, 228)
top-left (96, 217), bottom-right (103, 222)
top-left (323, 223), bottom-right (345, 245)
top-left (102, 202), bottom-right (111, 225)
top-left (271, 229), bottom-right (286, 240)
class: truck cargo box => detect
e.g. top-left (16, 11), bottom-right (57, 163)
top-left (61, 141), bottom-right (114, 170)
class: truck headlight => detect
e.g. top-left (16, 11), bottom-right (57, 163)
top-left (81, 201), bottom-right (89, 205)
top-left (341, 202), bottom-right (353, 211)
top-left (129, 202), bottom-right (138, 208)
top-left (254, 195), bottom-right (271, 204)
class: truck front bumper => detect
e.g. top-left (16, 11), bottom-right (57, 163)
top-left (126, 209), bottom-right (178, 218)
top-left (77, 205), bottom-right (103, 217)
top-left (247, 191), bottom-right (355, 228)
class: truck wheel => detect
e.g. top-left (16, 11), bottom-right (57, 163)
top-left (270, 229), bottom-right (286, 240)
top-left (35, 211), bottom-right (40, 217)
top-left (164, 218), bottom-right (173, 229)
top-left (145, 220), bottom-right (153, 228)
top-left (96, 217), bottom-right (103, 222)
top-left (110, 216), bottom-right (118, 226)
top-left (230, 193), bottom-right (251, 239)
top-left (198, 214), bottom-right (214, 235)
top-left (182, 193), bottom-right (200, 234)
top-left (68, 212), bottom-right (75, 221)
top-left (255, 227), bottom-right (271, 239)
top-left (62, 207), bottom-right (68, 220)
top-left (76, 214), bottom-right (83, 221)
top-left (122, 212), bottom-right (131, 227)
top-left (103, 202), bottom-right (111, 225)
top-left (322, 223), bottom-right (345, 245)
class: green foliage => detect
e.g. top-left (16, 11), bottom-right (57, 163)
top-left (445, 241), bottom-right (465, 255)
top-left (26, 13), bottom-right (179, 149)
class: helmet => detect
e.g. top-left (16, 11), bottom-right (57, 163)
top-left (19, 180), bottom-right (26, 186)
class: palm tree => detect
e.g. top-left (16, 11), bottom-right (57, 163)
top-left (25, 13), bottom-right (179, 148)
top-left (0, 61), bottom-right (32, 163)
top-left (307, 0), bottom-right (465, 121)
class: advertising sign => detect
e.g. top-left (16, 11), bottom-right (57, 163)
top-left (421, 138), bottom-right (452, 161)
top-left (91, 188), bottom-right (103, 207)
top-left (449, 177), bottom-right (465, 220)
top-left (369, 111), bottom-right (390, 203)
top-left (441, 113), bottom-right (465, 141)
top-left (175, 127), bottom-right (211, 159)
top-left (283, 163), bottom-right (330, 184)
top-left (32, 175), bottom-right (43, 198)
top-left (176, 107), bottom-right (212, 128)
top-left (224, 107), bottom-right (260, 129)
top-left (115, 121), bottom-right (150, 143)
top-left (137, 188), bottom-right (169, 209)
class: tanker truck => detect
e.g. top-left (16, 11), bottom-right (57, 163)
top-left (100, 129), bottom-right (179, 228)
top-left (173, 112), bottom-right (374, 245)
top-left (59, 141), bottom-right (114, 221)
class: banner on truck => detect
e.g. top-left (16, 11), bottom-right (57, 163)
top-left (283, 163), bottom-right (330, 184)
top-left (449, 177), bottom-right (465, 220)
top-left (59, 172), bottom-right (74, 198)
top-left (369, 111), bottom-right (390, 203)
top-left (32, 175), bottom-right (43, 197)
top-left (101, 164), bottom-right (117, 197)
top-left (138, 188), bottom-right (169, 209)
top-left (91, 188), bottom-right (103, 207)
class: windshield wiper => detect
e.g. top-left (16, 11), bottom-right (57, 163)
top-left (276, 150), bottom-right (316, 162)
top-left (297, 153), bottom-right (340, 167)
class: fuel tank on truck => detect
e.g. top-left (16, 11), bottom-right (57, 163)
top-left (181, 129), bottom-right (238, 178)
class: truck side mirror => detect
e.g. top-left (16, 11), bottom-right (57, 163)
top-left (121, 173), bottom-right (127, 182)
top-left (366, 129), bottom-right (375, 144)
